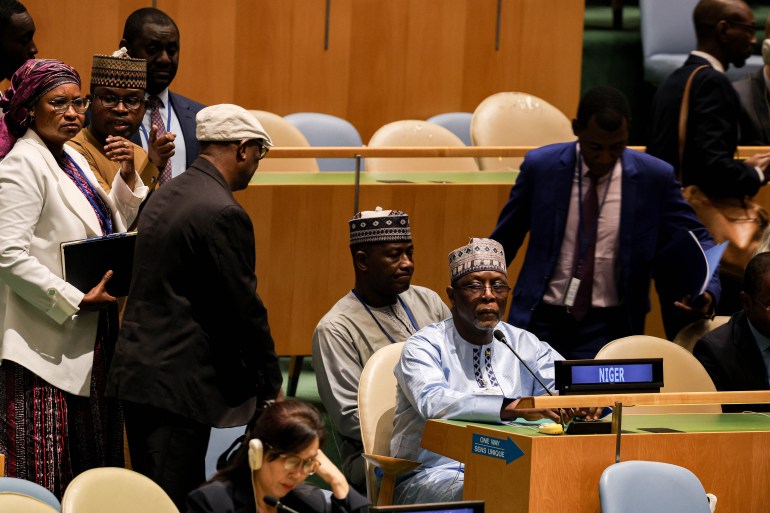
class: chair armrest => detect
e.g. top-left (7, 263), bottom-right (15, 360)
top-left (361, 454), bottom-right (421, 476)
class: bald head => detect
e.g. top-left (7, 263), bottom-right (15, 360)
top-left (693, 0), bottom-right (756, 69)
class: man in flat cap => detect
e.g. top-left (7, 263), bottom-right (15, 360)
top-left (108, 104), bottom-right (283, 510)
top-left (391, 238), bottom-right (593, 504)
top-left (312, 207), bottom-right (450, 493)
top-left (68, 48), bottom-right (175, 193)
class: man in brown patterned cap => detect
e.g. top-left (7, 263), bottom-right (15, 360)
top-left (312, 206), bottom-right (450, 493)
top-left (68, 48), bottom-right (175, 193)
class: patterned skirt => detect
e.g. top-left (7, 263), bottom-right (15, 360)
top-left (0, 307), bottom-right (124, 498)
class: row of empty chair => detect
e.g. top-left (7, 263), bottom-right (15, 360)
top-left (0, 467), bottom-right (177, 513)
top-left (251, 91), bottom-right (576, 173)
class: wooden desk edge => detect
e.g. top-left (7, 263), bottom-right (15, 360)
top-left (516, 390), bottom-right (770, 409)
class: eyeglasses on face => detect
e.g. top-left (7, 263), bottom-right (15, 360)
top-left (92, 94), bottom-right (145, 111)
top-left (752, 296), bottom-right (770, 312)
top-left (47, 97), bottom-right (90, 114)
top-left (725, 20), bottom-right (758, 34)
top-left (256, 144), bottom-right (269, 160)
top-left (453, 283), bottom-right (511, 298)
top-left (276, 453), bottom-right (320, 475)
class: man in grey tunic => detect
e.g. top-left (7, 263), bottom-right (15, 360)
top-left (312, 207), bottom-right (450, 493)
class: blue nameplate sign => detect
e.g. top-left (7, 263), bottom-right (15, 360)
top-left (471, 433), bottom-right (524, 464)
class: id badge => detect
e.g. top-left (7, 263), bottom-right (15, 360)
top-left (564, 277), bottom-right (581, 307)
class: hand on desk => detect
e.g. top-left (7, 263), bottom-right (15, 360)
top-left (501, 400), bottom-right (603, 423)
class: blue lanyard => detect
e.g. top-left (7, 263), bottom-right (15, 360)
top-left (65, 155), bottom-right (113, 235)
top-left (575, 151), bottom-right (613, 274)
top-left (138, 97), bottom-right (172, 145)
top-left (351, 289), bottom-right (419, 344)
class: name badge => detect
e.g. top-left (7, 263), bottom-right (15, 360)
top-left (564, 277), bottom-right (581, 307)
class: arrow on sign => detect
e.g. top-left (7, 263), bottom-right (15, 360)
top-left (472, 433), bottom-right (525, 464)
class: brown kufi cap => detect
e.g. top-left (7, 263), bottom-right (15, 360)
top-left (448, 238), bottom-right (507, 282)
top-left (90, 48), bottom-right (146, 90)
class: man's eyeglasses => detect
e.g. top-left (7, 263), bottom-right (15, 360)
top-left (725, 20), bottom-right (758, 34)
top-left (48, 97), bottom-right (90, 114)
top-left (256, 144), bottom-right (269, 160)
top-left (92, 94), bottom-right (145, 111)
top-left (276, 453), bottom-right (320, 475)
top-left (453, 283), bottom-right (511, 298)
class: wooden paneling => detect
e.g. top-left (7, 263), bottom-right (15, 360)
top-left (7, 1), bottom-right (583, 140)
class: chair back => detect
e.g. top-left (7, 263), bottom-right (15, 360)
top-left (0, 493), bottom-right (60, 513)
top-left (285, 112), bottom-right (364, 171)
top-left (595, 335), bottom-right (720, 414)
top-left (599, 460), bottom-right (711, 513)
top-left (471, 92), bottom-right (574, 170)
top-left (61, 467), bottom-right (178, 513)
top-left (427, 112), bottom-right (473, 146)
top-left (358, 342), bottom-right (405, 502)
top-left (248, 110), bottom-right (320, 172)
top-left (0, 477), bottom-right (61, 511)
top-left (367, 120), bottom-right (478, 172)
top-left (672, 316), bottom-right (730, 353)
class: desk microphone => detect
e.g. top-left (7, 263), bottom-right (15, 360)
top-left (493, 329), bottom-right (555, 396)
top-left (264, 495), bottom-right (300, 513)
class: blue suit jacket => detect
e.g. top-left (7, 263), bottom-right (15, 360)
top-left (130, 90), bottom-right (205, 169)
top-left (490, 142), bottom-right (721, 335)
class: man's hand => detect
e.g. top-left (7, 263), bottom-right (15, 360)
top-left (501, 399), bottom-right (603, 423)
top-left (78, 270), bottom-right (118, 311)
top-left (147, 124), bottom-right (176, 170)
top-left (104, 135), bottom-right (137, 189)
top-left (674, 291), bottom-right (714, 318)
top-left (745, 152), bottom-right (770, 174)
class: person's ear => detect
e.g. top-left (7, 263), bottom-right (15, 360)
top-left (715, 19), bottom-right (730, 42)
top-left (740, 291), bottom-right (752, 313)
top-left (571, 118), bottom-right (580, 137)
top-left (446, 285), bottom-right (456, 307)
top-left (354, 250), bottom-right (368, 272)
top-left (236, 139), bottom-right (250, 162)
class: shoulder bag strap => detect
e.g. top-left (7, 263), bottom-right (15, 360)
top-left (677, 64), bottom-right (710, 181)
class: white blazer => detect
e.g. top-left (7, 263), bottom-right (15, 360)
top-left (0, 130), bottom-right (148, 396)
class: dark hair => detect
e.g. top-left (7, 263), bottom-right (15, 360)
top-left (122, 7), bottom-right (178, 43)
top-left (213, 400), bottom-right (326, 483)
top-left (574, 86), bottom-right (631, 132)
top-left (744, 252), bottom-right (770, 297)
top-left (0, 0), bottom-right (27, 27)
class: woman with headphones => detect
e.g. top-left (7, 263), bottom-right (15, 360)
top-left (186, 400), bottom-right (370, 513)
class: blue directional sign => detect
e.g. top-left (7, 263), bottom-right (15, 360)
top-left (471, 433), bottom-right (524, 464)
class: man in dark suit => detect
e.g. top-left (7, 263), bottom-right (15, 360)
top-left (734, 14), bottom-right (770, 145)
top-left (694, 252), bottom-right (770, 412)
top-left (121, 7), bottom-right (205, 186)
top-left (647, 0), bottom-right (770, 315)
top-left (490, 86), bottom-right (719, 359)
top-left (108, 104), bottom-right (282, 510)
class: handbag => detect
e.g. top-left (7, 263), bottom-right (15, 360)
top-left (677, 65), bottom-right (768, 280)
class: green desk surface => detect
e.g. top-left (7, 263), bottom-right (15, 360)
top-left (442, 413), bottom-right (770, 437)
top-left (249, 171), bottom-right (517, 185)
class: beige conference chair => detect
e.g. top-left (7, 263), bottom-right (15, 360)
top-left (61, 467), bottom-right (178, 513)
top-left (366, 120), bottom-right (479, 172)
top-left (595, 335), bottom-right (721, 414)
top-left (672, 316), bottom-right (730, 353)
top-left (471, 92), bottom-right (575, 170)
top-left (248, 110), bottom-right (320, 172)
top-left (358, 342), bottom-right (420, 505)
top-left (0, 493), bottom-right (60, 513)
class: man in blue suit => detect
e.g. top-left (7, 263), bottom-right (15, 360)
top-left (121, 8), bottom-right (205, 188)
top-left (490, 86), bottom-right (720, 359)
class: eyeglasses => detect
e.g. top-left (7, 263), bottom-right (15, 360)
top-left (725, 20), bottom-right (758, 34)
top-left (92, 94), bottom-right (145, 111)
top-left (453, 283), bottom-right (511, 298)
top-left (256, 144), bottom-right (269, 160)
top-left (47, 97), bottom-right (90, 114)
top-left (276, 454), bottom-right (320, 475)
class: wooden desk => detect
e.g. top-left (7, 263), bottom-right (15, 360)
top-left (422, 414), bottom-right (770, 513)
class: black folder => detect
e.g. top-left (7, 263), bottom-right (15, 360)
top-left (61, 232), bottom-right (138, 297)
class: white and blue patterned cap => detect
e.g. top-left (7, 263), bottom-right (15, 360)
top-left (448, 238), bottom-right (507, 282)
top-left (349, 206), bottom-right (411, 246)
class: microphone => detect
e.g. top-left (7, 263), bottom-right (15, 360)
top-left (264, 495), bottom-right (301, 513)
top-left (493, 329), bottom-right (555, 396)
